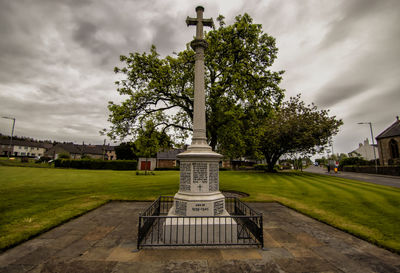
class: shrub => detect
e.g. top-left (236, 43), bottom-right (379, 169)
top-left (55, 159), bottom-right (137, 170)
top-left (340, 157), bottom-right (370, 167)
top-left (254, 164), bottom-right (268, 171)
top-left (58, 153), bottom-right (70, 159)
top-left (154, 167), bottom-right (179, 171)
top-left (21, 157), bottom-right (29, 163)
top-left (35, 156), bottom-right (51, 163)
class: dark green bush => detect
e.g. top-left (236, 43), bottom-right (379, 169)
top-left (340, 157), bottom-right (370, 167)
top-left (55, 159), bottom-right (137, 170)
top-left (154, 167), bottom-right (179, 171)
top-left (254, 164), bottom-right (268, 171)
top-left (58, 153), bottom-right (70, 159)
top-left (36, 156), bottom-right (51, 163)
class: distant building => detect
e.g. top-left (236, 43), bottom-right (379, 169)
top-left (0, 139), bottom-right (46, 157)
top-left (137, 158), bottom-right (157, 171)
top-left (137, 148), bottom-right (188, 171)
top-left (376, 117), bottom-right (400, 165)
top-left (45, 143), bottom-right (117, 160)
top-left (348, 138), bottom-right (378, 161)
top-left (156, 149), bottom-right (185, 168)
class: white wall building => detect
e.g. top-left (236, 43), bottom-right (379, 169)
top-left (0, 139), bottom-right (46, 157)
top-left (348, 139), bottom-right (378, 161)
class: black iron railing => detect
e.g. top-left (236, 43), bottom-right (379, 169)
top-left (137, 196), bottom-right (263, 249)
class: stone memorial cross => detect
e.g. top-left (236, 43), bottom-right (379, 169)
top-left (168, 6), bottom-right (228, 219)
top-left (186, 6), bottom-right (213, 150)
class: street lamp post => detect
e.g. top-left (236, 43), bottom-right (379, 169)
top-left (358, 122), bottom-right (378, 173)
top-left (2, 116), bottom-right (16, 158)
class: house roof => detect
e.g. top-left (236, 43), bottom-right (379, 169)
top-left (157, 149), bottom-right (185, 160)
top-left (376, 119), bottom-right (400, 139)
top-left (80, 145), bottom-right (104, 155)
top-left (0, 138), bottom-right (46, 148)
top-left (54, 143), bottom-right (81, 154)
top-left (53, 143), bottom-right (115, 155)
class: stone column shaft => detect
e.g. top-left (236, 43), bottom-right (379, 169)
top-left (192, 44), bottom-right (207, 147)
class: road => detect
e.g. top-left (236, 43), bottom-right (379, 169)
top-left (304, 165), bottom-right (400, 189)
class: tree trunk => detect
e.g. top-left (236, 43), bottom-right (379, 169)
top-left (265, 152), bottom-right (281, 172)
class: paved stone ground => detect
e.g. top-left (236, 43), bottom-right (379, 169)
top-left (1, 201), bottom-right (399, 273)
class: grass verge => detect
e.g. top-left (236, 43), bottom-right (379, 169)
top-left (0, 166), bottom-right (399, 253)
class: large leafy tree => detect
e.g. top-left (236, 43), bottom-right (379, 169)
top-left (114, 142), bottom-right (138, 160)
top-left (105, 14), bottom-right (284, 154)
top-left (135, 120), bottom-right (173, 174)
top-left (254, 95), bottom-right (343, 172)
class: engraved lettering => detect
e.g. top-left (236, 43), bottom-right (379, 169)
top-left (179, 163), bottom-right (191, 191)
top-left (209, 163), bottom-right (219, 191)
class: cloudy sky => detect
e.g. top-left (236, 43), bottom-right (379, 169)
top-left (0, 0), bottom-right (399, 156)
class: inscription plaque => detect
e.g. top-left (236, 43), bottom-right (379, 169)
top-left (175, 200), bottom-right (187, 216)
top-left (179, 162), bottom-right (191, 191)
top-left (214, 200), bottom-right (224, 215)
top-left (193, 162), bottom-right (207, 184)
top-left (209, 163), bottom-right (219, 191)
top-left (187, 202), bottom-right (212, 216)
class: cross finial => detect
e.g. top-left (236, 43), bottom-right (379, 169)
top-left (186, 6), bottom-right (213, 39)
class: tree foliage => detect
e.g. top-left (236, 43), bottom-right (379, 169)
top-left (135, 120), bottom-right (173, 174)
top-left (255, 95), bottom-right (343, 171)
top-left (114, 142), bottom-right (138, 160)
top-left (135, 120), bottom-right (173, 157)
top-left (105, 14), bottom-right (284, 153)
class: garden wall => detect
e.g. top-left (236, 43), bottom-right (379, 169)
top-left (343, 166), bottom-right (400, 176)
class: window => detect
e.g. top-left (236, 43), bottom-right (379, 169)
top-left (389, 139), bottom-right (399, 159)
top-left (24, 146), bottom-right (28, 150)
top-left (32, 153), bottom-right (35, 156)
top-left (21, 152), bottom-right (26, 156)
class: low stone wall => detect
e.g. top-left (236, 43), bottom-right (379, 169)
top-left (343, 166), bottom-right (400, 176)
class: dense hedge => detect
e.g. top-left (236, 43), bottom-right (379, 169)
top-left (154, 167), bottom-right (179, 171)
top-left (253, 164), bottom-right (268, 171)
top-left (55, 159), bottom-right (137, 170)
top-left (339, 157), bottom-right (371, 166)
top-left (343, 166), bottom-right (400, 176)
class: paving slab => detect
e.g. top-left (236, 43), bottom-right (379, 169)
top-left (1, 201), bottom-right (399, 273)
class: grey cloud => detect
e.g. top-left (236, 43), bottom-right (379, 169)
top-left (150, 17), bottom-right (182, 56)
top-left (318, 0), bottom-right (397, 49)
top-left (346, 86), bottom-right (400, 122)
top-left (73, 21), bottom-right (100, 52)
top-left (0, 0), bottom-right (399, 152)
top-left (315, 82), bottom-right (369, 107)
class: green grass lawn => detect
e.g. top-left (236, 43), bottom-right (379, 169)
top-left (0, 166), bottom-right (399, 253)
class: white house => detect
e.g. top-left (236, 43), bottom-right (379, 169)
top-left (0, 139), bottom-right (46, 157)
top-left (348, 139), bottom-right (378, 161)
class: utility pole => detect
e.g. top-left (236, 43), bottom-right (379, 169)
top-left (103, 139), bottom-right (106, 160)
top-left (358, 122), bottom-right (378, 173)
top-left (2, 116), bottom-right (16, 158)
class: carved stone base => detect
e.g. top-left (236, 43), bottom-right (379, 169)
top-left (163, 217), bottom-right (237, 244)
top-left (169, 191), bottom-right (226, 216)
top-left (173, 148), bottom-right (224, 216)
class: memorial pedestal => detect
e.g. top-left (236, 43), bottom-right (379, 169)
top-left (168, 149), bottom-right (226, 217)
top-left (163, 217), bottom-right (237, 244)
